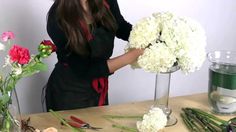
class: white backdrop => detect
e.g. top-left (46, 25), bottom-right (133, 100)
top-left (0, 0), bottom-right (236, 114)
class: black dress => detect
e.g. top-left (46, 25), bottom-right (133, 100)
top-left (45, 0), bottom-right (132, 111)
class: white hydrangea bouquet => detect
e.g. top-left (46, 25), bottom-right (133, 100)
top-left (126, 12), bottom-right (207, 73)
top-left (137, 107), bottom-right (167, 132)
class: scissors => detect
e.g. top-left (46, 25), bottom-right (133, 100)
top-left (67, 115), bottom-right (102, 131)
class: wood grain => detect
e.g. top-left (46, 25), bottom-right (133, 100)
top-left (23, 93), bottom-right (235, 132)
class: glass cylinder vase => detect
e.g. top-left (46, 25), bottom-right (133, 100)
top-left (153, 66), bottom-right (179, 127)
top-left (0, 89), bottom-right (21, 132)
top-left (208, 51), bottom-right (236, 115)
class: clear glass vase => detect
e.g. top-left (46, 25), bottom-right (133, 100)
top-left (153, 65), bottom-right (179, 127)
top-left (0, 89), bottom-right (21, 132)
top-left (208, 51), bottom-right (236, 115)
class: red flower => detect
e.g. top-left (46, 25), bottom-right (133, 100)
top-left (9, 44), bottom-right (31, 65)
top-left (41, 40), bottom-right (57, 52)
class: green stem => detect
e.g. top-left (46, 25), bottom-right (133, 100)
top-left (34, 54), bottom-right (41, 62)
top-left (112, 124), bottom-right (137, 132)
top-left (103, 115), bottom-right (142, 119)
top-left (4, 75), bottom-right (17, 93)
top-left (183, 108), bottom-right (228, 132)
top-left (183, 108), bottom-right (208, 131)
top-left (6, 39), bottom-right (11, 50)
top-left (188, 108), bottom-right (227, 124)
top-left (181, 113), bottom-right (199, 132)
top-left (197, 113), bottom-right (223, 130)
top-left (197, 115), bottom-right (218, 132)
top-left (49, 109), bottom-right (84, 132)
top-left (1, 109), bottom-right (12, 132)
top-left (3, 76), bottom-right (10, 94)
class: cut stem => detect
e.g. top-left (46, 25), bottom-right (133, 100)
top-left (49, 109), bottom-right (84, 132)
top-left (103, 115), bottom-right (142, 119)
top-left (112, 124), bottom-right (137, 132)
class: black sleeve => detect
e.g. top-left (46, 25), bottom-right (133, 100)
top-left (107, 0), bottom-right (132, 41)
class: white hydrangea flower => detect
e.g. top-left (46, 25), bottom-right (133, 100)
top-left (127, 12), bottom-right (206, 73)
top-left (43, 127), bottom-right (58, 132)
top-left (136, 43), bottom-right (176, 73)
top-left (129, 16), bottom-right (159, 48)
top-left (137, 107), bottom-right (167, 132)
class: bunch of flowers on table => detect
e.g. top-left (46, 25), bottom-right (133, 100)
top-left (137, 107), bottom-right (167, 132)
top-left (126, 12), bottom-right (207, 73)
top-left (0, 31), bottom-right (56, 132)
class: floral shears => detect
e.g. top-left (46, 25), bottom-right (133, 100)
top-left (67, 115), bottom-right (102, 131)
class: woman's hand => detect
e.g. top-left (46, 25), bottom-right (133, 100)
top-left (127, 48), bottom-right (144, 63)
top-left (107, 48), bottom-right (144, 73)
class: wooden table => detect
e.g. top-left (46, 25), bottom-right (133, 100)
top-left (24, 93), bottom-right (235, 132)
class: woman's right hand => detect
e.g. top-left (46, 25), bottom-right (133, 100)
top-left (127, 48), bottom-right (144, 63)
top-left (107, 48), bottom-right (144, 73)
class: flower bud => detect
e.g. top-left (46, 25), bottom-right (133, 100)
top-left (48, 49), bottom-right (52, 54)
top-left (41, 49), bottom-right (47, 53)
top-left (42, 54), bottom-right (49, 58)
top-left (39, 40), bottom-right (57, 53)
top-left (38, 44), bottom-right (44, 50)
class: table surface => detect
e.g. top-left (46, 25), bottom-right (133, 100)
top-left (24, 93), bottom-right (235, 132)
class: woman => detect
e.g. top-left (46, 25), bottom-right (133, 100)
top-left (46, 0), bottom-right (143, 111)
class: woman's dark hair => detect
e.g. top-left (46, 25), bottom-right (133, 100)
top-left (51, 0), bottom-right (117, 55)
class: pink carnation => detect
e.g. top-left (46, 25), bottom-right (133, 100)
top-left (8, 44), bottom-right (31, 64)
top-left (1, 31), bottom-right (15, 42)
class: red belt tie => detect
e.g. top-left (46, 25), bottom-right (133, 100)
top-left (92, 77), bottom-right (108, 106)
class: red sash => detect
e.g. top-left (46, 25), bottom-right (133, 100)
top-left (92, 77), bottom-right (108, 106)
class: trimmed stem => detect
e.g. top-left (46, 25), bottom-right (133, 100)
top-left (181, 113), bottom-right (199, 132)
top-left (103, 115), bottom-right (142, 119)
top-left (182, 108), bottom-right (228, 131)
top-left (13, 89), bottom-right (22, 125)
top-left (49, 109), bottom-right (83, 132)
top-left (182, 109), bottom-right (204, 131)
top-left (112, 124), bottom-right (137, 132)
top-left (187, 108), bottom-right (227, 124)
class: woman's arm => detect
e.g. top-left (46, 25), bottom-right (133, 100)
top-left (107, 48), bottom-right (143, 73)
top-left (107, 0), bottom-right (132, 41)
top-left (106, 0), bottom-right (142, 73)
top-left (66, 49), bottom-right (143, 79)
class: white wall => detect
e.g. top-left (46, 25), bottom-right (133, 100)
top-left (110, 0), bottom-right (236, 104)
top-left (0, 0), bottom-right (235, 114)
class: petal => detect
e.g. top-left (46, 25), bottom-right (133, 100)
top-left (0, 42), bottom-right (5, 51)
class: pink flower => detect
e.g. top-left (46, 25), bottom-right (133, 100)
top-left (41, 40), bottom-right (57, 52)
top-left (1, 31), bottom-right (15, 42)
top-left (8, 44), bottom-right (31, 64)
